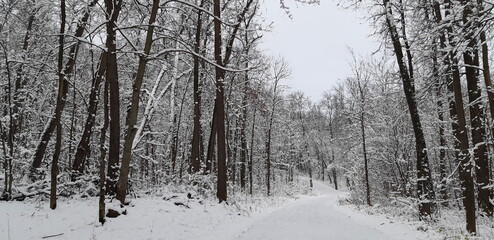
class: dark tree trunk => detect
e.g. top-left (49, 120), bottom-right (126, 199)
top-left (329, 119), bottom-right (338, 190)
top-left (433, 0), bottom-right (476, 232)
top-left (206, 105), bottom-right (217, 174)
top-left (265, 125), bottom-right (273, 196)
top-left (213, 0), bottom-right (227, 203)
top-left (116, 0), bottom-right (159, 204)
top-left (332, 168), bottom-right (338, 190)
top-left (0, 119), bottom-right (10, 198)
top-left (467, 0), bottom-right (494, 217)
top-left (207, 0), bottom-right (254, 180)
top-left (249, 105), bottom-right (257, 195)
top-left (98, 79), bottom-right (110, 224)
top-left (427, 8), bottom-right (449, 204)
top-left (480, 29), bottom-right (494, 194)
top-left (30, 0), bottom-right (98, 181)
top-left (356, 77), bottom-right (371, 206)
top-left (190, 0), bottom-right (206, 174)
top-left (239, 76), bottom-right (248, 189)
top-left (461, 4), bottom-right (492, 215)
top-left (479, 0), bottom-right (494, 175)
top-left (50, 0), bottom-right (66, 210)
top-left (72, 52), bottom-right (107, 179)
top-left (68, 79), bottom-right (77, 170)
top-left (265, 79), bottom-right (280, 196)
top-left (1, 22), bottom-right (14, 199)
top-left (318, 148), bottom-right (325, 181)
top-left (300, 112), bottom-right (313, 189)
top-left (384, 0), bottom-right (435, 217)
top-left (361, 111), bottom-right (371, 206)
top-left (104, 0), bottom-right (122, 196)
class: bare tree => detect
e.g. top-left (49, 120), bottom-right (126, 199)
top-left (383, 0), bottom-right (435, 217)
top-left (265, 58), bottom-right (290, 196)
top-left (116, 0), bottom-right (160, 204)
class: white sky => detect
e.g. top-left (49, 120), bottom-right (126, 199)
top-left (259, 0), bottom-right (379, 102)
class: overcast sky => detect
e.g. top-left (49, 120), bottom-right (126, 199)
top-left (259, 0), bottom-right (379, 102)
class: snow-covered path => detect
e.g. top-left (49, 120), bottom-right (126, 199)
top-left (1, 181), bottom-right (440, 240)
top-left (236, 181), bottom-right (430, 240)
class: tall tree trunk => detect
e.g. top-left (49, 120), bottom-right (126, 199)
top-left (461, 2), bottom-right (492, 216)
top-left (265, 122), bottom-right (273, 196)
top-left (239, 10), bottom-right (257, 189)
top-left (168, 57), bottom-right (179, 176)
top-left (98, 79), bottom-right (110, 224)
top-left (240, 67), bottom-right (248, 190)
top-left (361, 111), bottom-right (371, 206)
top-left (329, 119), bottom-right (338, 190)
top-left (433, 0), bottom-right (476, 232)
top-left (478, 0), bottom-right (494, 216)
top-left (384, 0), bottom-right (435, 217)
top-left (213, 0), bottom-right (227, 202)
top-left (50, 0), bottom-right (66, 210)
top-left (479, 0), bottom-right (494, 168)
top-left (30, 0), bottom-right (98, 181)
top-left (1, 26), bottom-right (14, 199)
top-left (356, 77), bottom-right (371, 206)
top-left (206, 107), bottom-right (217, 174)
top-left (301, 122), bottom-right (313, 189)
top-left (72, 52), bottom-right (107, 179)
top-left (67, 78), bottom-right (77, 170)
top-left (0, 119), bottom-right (10, 198)
top-left (190, 0), bottom-right (206, 174)
top-left (116, 0), bottom-right (159, 204)
top-left (206, 0), bottom-right (253, 177)
top-left (265, 79), bottom-right (280, 196)
top-left (332, 168), bottom-right (338, 190)
top-left (433, 50), bottom-right (448, 206)
top-left (249, 104), bottom-right (257, 195)
top-left (105, 0), bottom-right (123, 196)
top-left (427, 5), bottom-right (449, 204)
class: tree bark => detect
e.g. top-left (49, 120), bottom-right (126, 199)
top-left (478, 0), bottom-right (494, 217)
top-left (265, 79), bottom-right (280, 196)
top-left (361, 111), bottom-right (371, 206)
top-left (71, 52), bottom-right (107, 179)
top-left (30, 0), bottom-right (98, 181)
top-left (384, 0), bottom-right (435, 217)
top-left (206, 0), bottom-right (254, 175)
top-left (206, 107), bottom-right (217, 174)
top-left (98, 78), bottom-right (110, 224)
top-left (213, 0), bottom-right (227, 202)
top-left (433, 0), bottom-right (476, 232)
top-left (240, 67), bottom-right (248, 190)
top-left (249, 103), bottom-right (257, 195)
top-left (104, 0), bottom-right (123, 196)
top-left (116, 0), bottom-right (159, 204)
top-left (461, 0), bottom-right (493, 216)
top-left (190, 0), bottom-right (206, 174)
top-left (50, 0), bottom-right (66, 210)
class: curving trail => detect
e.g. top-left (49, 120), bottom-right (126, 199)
top-left (236, 181), bottom-right (426, 240)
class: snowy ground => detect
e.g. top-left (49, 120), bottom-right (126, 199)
top-left (237, 181), bottom-right (441, 240)
top-left (1, 181), bottom-right (443, 240)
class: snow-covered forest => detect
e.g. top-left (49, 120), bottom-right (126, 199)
top-left (1, 0), bottom-right (494, 239)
